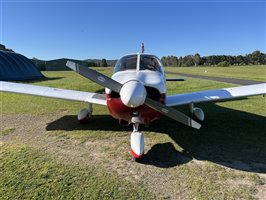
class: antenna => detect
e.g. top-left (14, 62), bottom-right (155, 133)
top-left (141, 43), bottom-right (145, 53)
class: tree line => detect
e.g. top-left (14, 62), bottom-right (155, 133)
top-left (87, 59), bottom-right (108, 67)
top-left (161, 50), bottom-right (266, 67)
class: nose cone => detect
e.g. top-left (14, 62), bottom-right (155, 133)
top-left (120, 80), bottom-right (147, 108)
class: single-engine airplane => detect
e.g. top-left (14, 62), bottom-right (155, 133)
top-left (1, 52), bottom-right (266, 160)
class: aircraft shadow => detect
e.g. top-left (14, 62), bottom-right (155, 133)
top-left (46, 102), bottom-right (266, 172)
top-left (46, 115), bottom-right (131, 132)
top-left (139, 142), bottom-right (193, 168)
top-left (18, 77), bottom-right (63, 83)
top-left (144, 102), bottom-right (266, 172)
top-left (95, 88), bottom-right (105, 94)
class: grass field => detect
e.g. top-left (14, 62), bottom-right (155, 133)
top-left (165, 65), bottom-right (266, 82)
top-left (1, 67), bottom-right (266, 199)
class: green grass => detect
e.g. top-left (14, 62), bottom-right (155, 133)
top-left (0, 127), bottom-right (15, 136)
top-left (0, 144), bottom-right (154, 199)
top-left (1, 68), bottom-right (266, 199)
top-left (178, 162), bottom-right (260, 200)
top-left (165, 65), bottom-right (266, 82)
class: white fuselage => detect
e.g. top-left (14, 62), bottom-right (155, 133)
top-left (106, 70), bottom-right (166, 94)
top-left (105, 53), bottom-right (167, 124)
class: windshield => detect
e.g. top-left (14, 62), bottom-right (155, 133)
top-left (114, 54), bottom-right (163, 73)
top-left (114, 55), bottom-right (137, 73)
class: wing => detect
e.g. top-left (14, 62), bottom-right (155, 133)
top-left (0, 81), bottom-right (106, 106)
top-left (166, 83), bottom-right (266, 107)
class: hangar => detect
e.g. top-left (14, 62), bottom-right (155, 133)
top-left (0, 50), bottom-right (44, 81)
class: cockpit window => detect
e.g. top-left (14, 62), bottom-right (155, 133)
top-left (140, 55), bottom-right (162, 73)
top-left (114, 54), bottom-right (163, 73)
top-left (114, 55), bottom-right (137, 73)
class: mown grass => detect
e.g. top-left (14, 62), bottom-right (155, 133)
top-left (1, 68), bottom-right (266, 199)
top-left (0, 127), bottom-right (15, 136)
top-left (165, 65), bottom-right (266, 82)
top-left (177, 162), bottom-right (261, 200)
top-left (0, 143), bottom-right (154, 199)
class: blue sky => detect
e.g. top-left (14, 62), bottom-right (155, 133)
top-left (0, 0), bottom-right (265, 60)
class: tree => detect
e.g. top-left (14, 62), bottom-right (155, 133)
top-left (178, 56), bottom-right (183, 67)
top-left (169, 56), bottom-right (178, 66)
top-left (236, 55), bottom-right (245, 65)
top-left (250, 50), bottom-right (263, 65)
top-left (161, 50), bottom-right (266, 67)
top-left (161, 56), bottom-right (168, 66)
top-left (217, 61), bottom-right (229, 67)
top-left (101, 59), bottom-right (108, 67)
top-left (87, 62), bottom-right (97, 67)
top-left (181, 55), bottom-right (194, 66)
top-left (161, 56), bottom-right (178, 66)
top-left (0, 44), bottom-right (14, 52)
top-left (192, 53), bottom-right (201, 66)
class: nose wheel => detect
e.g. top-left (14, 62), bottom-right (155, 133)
top-left (130, 123), bottom-right (144, 161)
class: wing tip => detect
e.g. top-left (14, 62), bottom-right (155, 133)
top-left (192, 120), bottom-right (201, 129)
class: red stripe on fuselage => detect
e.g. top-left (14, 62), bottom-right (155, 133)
top-left (106, 94), bottom-right (165, 125)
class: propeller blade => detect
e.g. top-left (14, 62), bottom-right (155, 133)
top-left (66, 61), bottom-right (201, 129)
top-left (144, 98), bottom-right (201, 129)
top-left (66, 61), bottom-right (122, 93)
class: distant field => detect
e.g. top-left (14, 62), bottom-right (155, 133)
top-left (165, 65), bottom-right (266, 82)
top-left (1, 69), bottom-right (266, 199)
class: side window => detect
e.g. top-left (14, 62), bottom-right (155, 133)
top-left (140, 55), bottom-right (162, 73)
top-left (114, 60), bottom-right (122, 73)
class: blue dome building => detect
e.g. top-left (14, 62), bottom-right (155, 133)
top-left (0, 50), bottom-right (44, 81)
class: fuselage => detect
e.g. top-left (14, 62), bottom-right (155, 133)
top-left (105, 53), bottom-right (166, 125)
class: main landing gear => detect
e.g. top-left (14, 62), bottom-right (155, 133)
top-left (189, 102), bottom-right (205, 122)
top-left (130, 123), bottom-right (144, 161)
top-left (77, 104), bottom-right (93, 124)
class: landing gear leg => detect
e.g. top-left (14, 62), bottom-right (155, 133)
top-left (78, 104), bottom-right (93, 124)
top-left (130, 123), bottom-right (144, 162)
top-left (189, 102), bottom-right (194, 117)
top-left (133, 123), bottom-right (139, 132)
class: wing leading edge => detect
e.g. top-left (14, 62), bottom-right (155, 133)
top-left (0, 81), bottom-right (106, 106)
top-left (166, 83), bottom-right (266, 107)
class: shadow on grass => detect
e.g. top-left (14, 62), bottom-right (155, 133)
top-left (46, 115), bottom-right (131, 132)
top-left (46, 102), bottom-right (266, 172)
top-left (140, 142), bottom-right (193, 168)
top-left (17, 77), bottom-right (63, 83)
top-left (95, 88), bottom-right (106, 94)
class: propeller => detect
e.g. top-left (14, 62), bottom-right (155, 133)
top-left (66, 61), bottom-right (201, 129)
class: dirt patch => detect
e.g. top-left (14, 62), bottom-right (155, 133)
top-left (1, 113), bottom-right (265, 199)
top-left (256, 184), bottom-right (266, 200)
top-left (0, 114), bottom-right (188, 199)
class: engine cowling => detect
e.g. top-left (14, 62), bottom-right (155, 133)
top-left (120, 80), bottom-right (147, 108)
